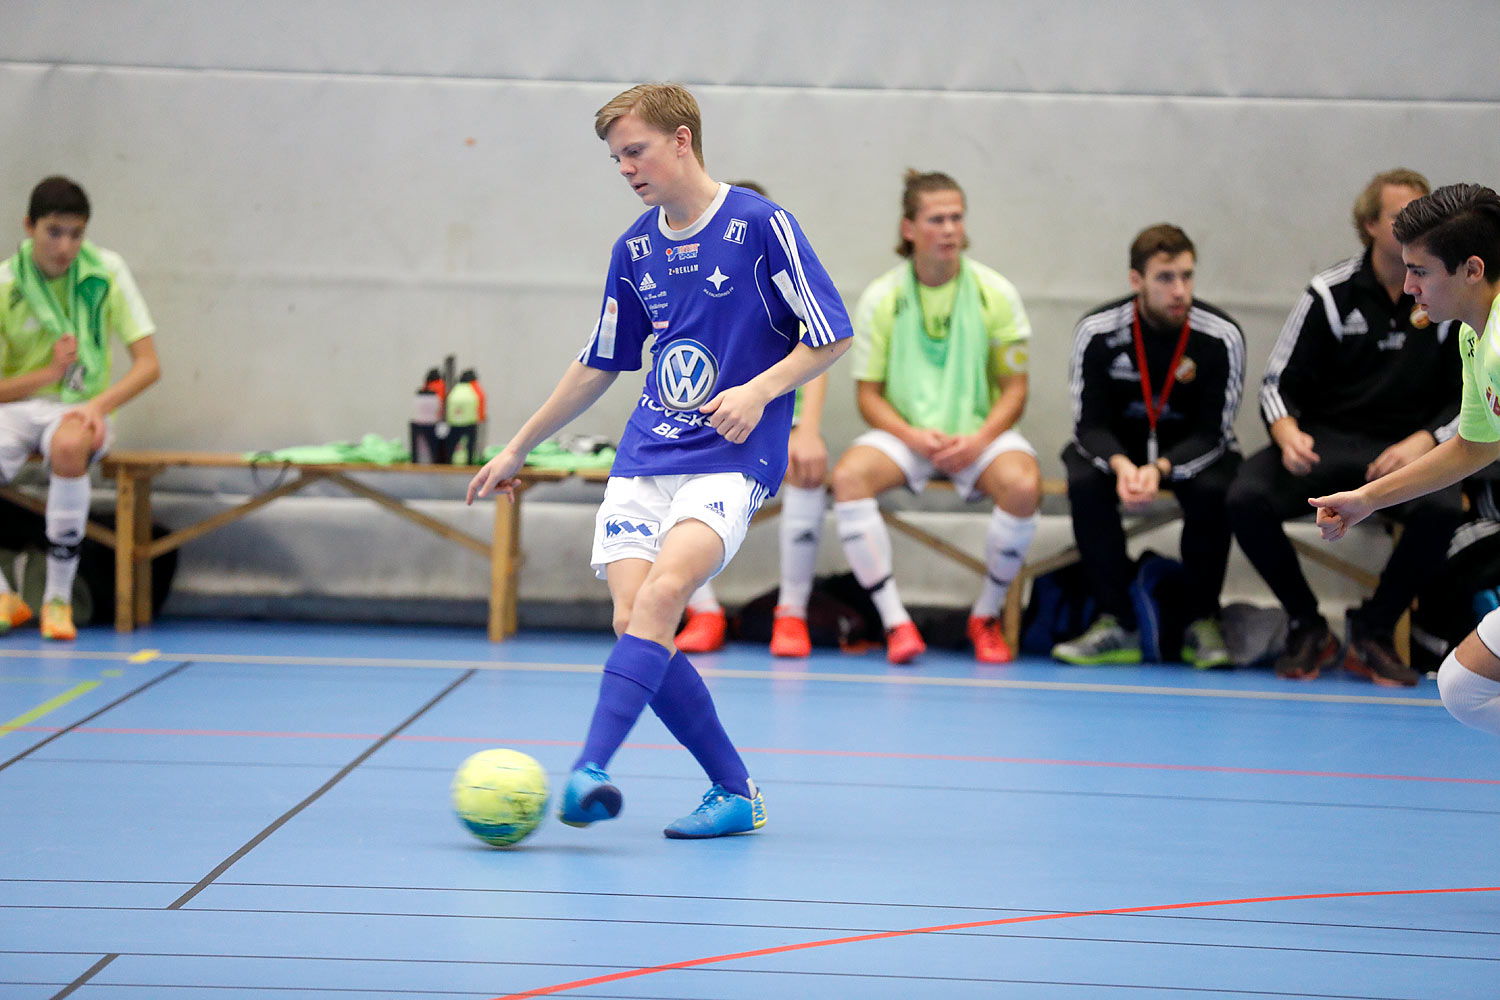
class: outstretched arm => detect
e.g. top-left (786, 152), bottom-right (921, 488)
top-left (466, 361), bottom-right (618, 503)
top-left (1311, 435), bottom-right (1500, 539)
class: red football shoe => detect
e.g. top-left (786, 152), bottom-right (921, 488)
top-left (885, 621), bottom-right (926, 665)
top-left (769, 608), bottom-right (812, 658)
top-left (675, 608), bottom-right (727, 653)
top-left (967, 615), bottom-right (1013, 664)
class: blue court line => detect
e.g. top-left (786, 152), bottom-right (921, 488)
top-left (0, 648), bottom-right (1444, 706)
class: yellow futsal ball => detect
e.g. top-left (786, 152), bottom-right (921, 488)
top-left (451, 749), bottom-right (550, 847)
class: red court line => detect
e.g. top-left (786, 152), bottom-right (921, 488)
top-left (16, 725), bottom-right (1500, 786)
top-left (488, 885), bottom-right (1500, 1000)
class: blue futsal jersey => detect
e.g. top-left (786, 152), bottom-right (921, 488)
top-left (578, 183), bottom-right (851, 493)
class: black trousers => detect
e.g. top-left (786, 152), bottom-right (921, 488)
top-left (1062, 445), bottom-right (1240, 629)
top-left (1226, 425), bottom-right (1462, 634)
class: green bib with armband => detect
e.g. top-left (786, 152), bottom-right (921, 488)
top-left (882, 261), bottom-right (993, 436)
top-left (1457, 295), bottom-right (1500, 444)
top-left (11, 239), bottom-right (113, 403)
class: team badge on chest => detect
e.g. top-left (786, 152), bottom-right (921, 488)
top-left (656, 339), bottom-right (719, 411)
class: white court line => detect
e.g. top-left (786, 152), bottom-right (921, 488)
top-left (0, 648), bottom-right (1442, 707)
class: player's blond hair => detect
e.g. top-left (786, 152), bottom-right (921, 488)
top-left (1353, 168), bottom-right (1430, 248)
top-left (594, 83), bottom-right (704, 167)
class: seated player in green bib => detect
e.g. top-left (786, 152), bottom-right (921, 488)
top-left (1312, 183), bottom-right (1500, 735)
top-left (0, 177), bottom-right (161, 640)
top-left (830, 170), bottom-right (1041, 665)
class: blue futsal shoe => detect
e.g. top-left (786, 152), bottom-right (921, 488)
top-left (663, 780), bottom-right (766, 839)
top-left (558, 762), bottom-right (623, 828)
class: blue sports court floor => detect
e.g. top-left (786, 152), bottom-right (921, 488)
top-left (1, 619), bottom-right (1496, 998)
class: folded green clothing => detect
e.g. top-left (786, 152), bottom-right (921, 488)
top-left (247, 433), bottom-right (411, 465)
top-left (481, 438), bottom-right (616, 471)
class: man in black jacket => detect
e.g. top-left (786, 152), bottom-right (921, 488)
top-left (1227, 169), bottom-right (1461, 686)
top-left (1055, 225), bottom-right (1245, 668)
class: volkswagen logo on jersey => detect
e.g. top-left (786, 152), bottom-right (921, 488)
top-left (656, 339), bottom-right (719, 412)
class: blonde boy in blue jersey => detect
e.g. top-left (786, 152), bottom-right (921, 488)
top-left (832, 170), bottom-right (1040, 665)
top-left (1312, 183), bottom-right (1500, 735)
top-left (468, 84), bottom-right (851, 837)
top-left (0, 177), bottom-right (161, 640)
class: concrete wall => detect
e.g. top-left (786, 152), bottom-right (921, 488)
top-left (2, 2), bottom-right (1496, 616)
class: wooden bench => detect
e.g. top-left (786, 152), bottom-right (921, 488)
top-left (7, 452), bottom-right (1400, 655)
top-left (94, 451), bottom-right (608, 642)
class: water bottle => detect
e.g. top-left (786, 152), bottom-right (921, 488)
top-left (445, 376), bottom-right (481, 465)
top-left (410, 388), bottom-right (442, 464)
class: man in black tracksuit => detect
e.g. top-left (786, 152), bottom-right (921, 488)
top-left (1055, 224), bottom-right (1245, 668)
top-left (1227, 169), bottom-right (1461, 686)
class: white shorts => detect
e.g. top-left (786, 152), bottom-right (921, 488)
top-left (853, 427), bottom-right (1036, 501)
top-left (0, 398), bottom-right (115, 483)
top-left (590, 472), bottom-right (769, 580)
top-left (1476, 606), bottom-right (1500, 658)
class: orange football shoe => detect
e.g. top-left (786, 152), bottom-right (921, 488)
top-left (968, 615), bottom-right (1013, 664)
top-left (0, 592), bottom-right (33, 635)
top-left (769, 609), bottom-right (812, 658)
top-left (40, 598), bottom-right (76, 641)
top-left (885, 621), bottom-right (926, 665)
top-left (675, 608), bottom-right (727, 653)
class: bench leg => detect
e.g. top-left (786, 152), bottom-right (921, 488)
top-left (132, 482), bottom-right (153, 626)
top-left (489, 496), bottom-right (521, 641)
top-left (1003, 572), bottom-right (1030, 654)
top-left (114, 472), bottom-right (138, 633)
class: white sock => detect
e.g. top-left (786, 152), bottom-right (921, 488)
top-left (1437, 651), bottom-right (1500, 736)
top-left (971, 508), bottom-right (1039, 619)
top-left (835, 497), bottom-right (909, 628)
top-left (777, 484), bottom-right (826, 615)
top-left (44, 473), bottom-right (91, 604)
top-left (686, 584), bottom-right (722, 615)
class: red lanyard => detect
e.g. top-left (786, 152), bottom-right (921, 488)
top-left (1132, 304), bottom-right (1192, 465)
top-left (1132, 304), bottom-right (1192, 435)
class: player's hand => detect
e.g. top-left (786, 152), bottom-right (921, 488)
top-left (59, 402), bottom-right (107, 452)
top-left (51, 335), bottom-right (78, 374)
top-left (700, 384), bottom-right (768, 444)
top-left (931, 433), bottom-right (985, 477)
top-left (467, 449), bottom-right (523, 505)
top-left (1115, 462), bottom-right (1160, 511)
top-left (1365, 431), bottom-right (1435, 481)
top-left (1273, 424), bottom-right (1320, 476)
top-left (1309, 489), bottom-right (1375, 541)
top-left (906, 428), bottom-right (951, 460)
top-left (786, 424), bottom-right (828, 487)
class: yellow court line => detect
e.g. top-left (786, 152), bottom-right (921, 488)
top-left (0, 680), bottom-right (100, 738)
top-left (0, 646), bottom-right (1443, 707)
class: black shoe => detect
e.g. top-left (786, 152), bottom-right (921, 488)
top-left (1275, 618), bottom-right (1338, 680)
top-left (1342, 613), bottom-right (1419, 688)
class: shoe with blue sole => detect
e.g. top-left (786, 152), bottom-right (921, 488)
top-left (558, 762), bottom-right (623, 827)
top-left (663, 781), bottom-right (765, 839)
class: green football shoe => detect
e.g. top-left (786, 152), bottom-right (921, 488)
top-left (1052, 614), bottom-right (1142, 665)
top-left (1183, 617), bottom-right (1232, 670)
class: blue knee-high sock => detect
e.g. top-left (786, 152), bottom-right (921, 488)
top-left (574, 635), bottom-right (673, 771)
top-left (650, 650), bottom-right (751, 798)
